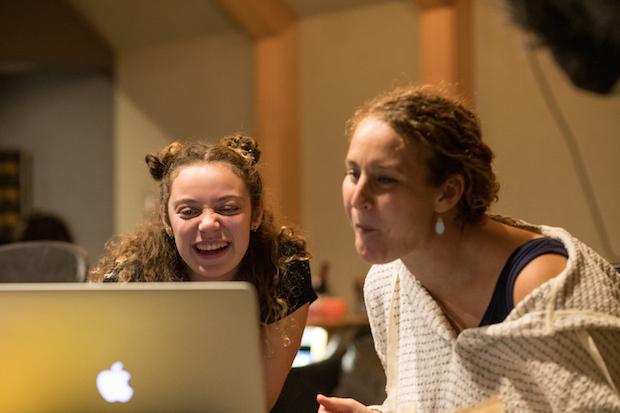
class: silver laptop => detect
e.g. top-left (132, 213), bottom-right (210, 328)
top-left (0, 282), bottom-right (266, 413)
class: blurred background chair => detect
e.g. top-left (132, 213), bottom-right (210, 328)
top-left (271, 325), bottom-right (385, 413)
top-left (271, 327), bottom-right (355, 413)
top-left (0, 241), bottom-right (88, 282)
top-left (331, 328), bottom-right (386, 406)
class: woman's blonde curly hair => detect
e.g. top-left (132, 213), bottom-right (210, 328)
top-left (89, 134), bottom-right (310, 324)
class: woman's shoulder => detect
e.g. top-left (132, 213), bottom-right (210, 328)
top-left (489, 214), bottom-right (578, 258)
top-left (490, 214), bottom-right (614, 269)
top-left (490, 215), bottom-right (620, 318)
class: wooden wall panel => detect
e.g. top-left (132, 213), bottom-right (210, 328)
top-left (217, 0), bottom-right (301, 226)
top-left (416, 0), bottom-right (473, 102)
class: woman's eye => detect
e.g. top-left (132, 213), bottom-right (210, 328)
top-left (377, 176), bottom-right (397, 185)
top-left (345, 169), bottom-right (360, 182)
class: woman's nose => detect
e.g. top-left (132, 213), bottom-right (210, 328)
top-left (351, 178), bottom-right (371, 210)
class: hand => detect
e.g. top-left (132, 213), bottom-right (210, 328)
top-left (317, 394), bottom-right (374, 413)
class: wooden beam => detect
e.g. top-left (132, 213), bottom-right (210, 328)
top-left (255, 26), bottom-right (300, 226)
top-left (217, 0), bottom-right (301, 226)
top-left (416, 0), bottom-right (473, 102)
top-left (216, 0), bottom-right (295, 39)
top-left (416, 0), bottom-right (455, 8)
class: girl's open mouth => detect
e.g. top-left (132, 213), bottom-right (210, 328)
top-left (194, 241), bottom-right (229, 256)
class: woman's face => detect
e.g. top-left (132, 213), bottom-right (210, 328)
top-left (167, 161), bottom-right (258, 281)
top-left (342, 116), bottom-right (441, 264)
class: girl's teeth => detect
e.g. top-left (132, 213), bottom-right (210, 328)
top-left (196, 242), bottom-right (227, 251)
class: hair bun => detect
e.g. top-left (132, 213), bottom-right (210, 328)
top-left (145, 154), bottom-right (165, 181)
top-left (145, 141), bottom-right (184, 181)
top-left (222, 134), bottom-right (261, 166)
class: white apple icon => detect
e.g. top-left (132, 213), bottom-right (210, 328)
top-left (96, 361), bottom-right (134, 403)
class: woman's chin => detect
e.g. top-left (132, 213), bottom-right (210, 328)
top-left (356, 244), bottom-right (393, 265)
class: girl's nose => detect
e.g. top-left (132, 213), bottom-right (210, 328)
top-left (198, 212), bottom-right (220, 232)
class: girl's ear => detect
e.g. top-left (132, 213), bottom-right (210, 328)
top-left (434, 174), bottom-right (464, 214)
top-left (251, 208), bottom-right (263, 231)
top-left (161, 209), bottom-right (173, 238)
top-left (163, 223), bottom-right (173, 238)
top-left (164, 225), bottom-right (173, 238)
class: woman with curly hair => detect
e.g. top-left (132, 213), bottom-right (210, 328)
top-left (318, 85), bottom-right (620, 412)
top-left (90, 134), bottom-right (316, 410)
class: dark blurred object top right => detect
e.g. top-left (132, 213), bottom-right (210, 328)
top-left (506, 0), bottom-right (620, 94)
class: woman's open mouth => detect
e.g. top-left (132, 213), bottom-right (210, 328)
top-left (355, 223), bottom-right (376, 234)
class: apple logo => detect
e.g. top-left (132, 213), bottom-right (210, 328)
top-left (96, 361), bottom-right (134, 403)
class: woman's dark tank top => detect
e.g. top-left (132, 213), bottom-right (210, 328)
top-left (479, 237), bottom-right (568, 326)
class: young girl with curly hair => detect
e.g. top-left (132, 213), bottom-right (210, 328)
top-left (90, 134), bottom-right (317, 410)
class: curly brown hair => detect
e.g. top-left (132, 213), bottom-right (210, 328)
top-left (89, 134), bottom-right (310, 324)
top-left (347, 85), bottom-right (499, 224)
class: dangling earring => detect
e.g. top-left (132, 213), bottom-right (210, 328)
top-left (435, 216), bottom-right (445, 235)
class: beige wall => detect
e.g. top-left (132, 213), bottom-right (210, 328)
top-left (0, 71), bottom-right (114, 261)
top-left (300, 2), bottom-right (419, 305)
top-left (111, 0), bottom-right (619, 305)
top-left (111, 2), bottom-right (420, 304)
top-left (115, 32), bottom-right (254, 233)
top-left (300, 0), bottom-right (620, 305)
top-left (475, 0), bottom-right (620, 262)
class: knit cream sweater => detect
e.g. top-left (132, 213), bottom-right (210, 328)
top-left (364, 216), bottom-right (620, 412)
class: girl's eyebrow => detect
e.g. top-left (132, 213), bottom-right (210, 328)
top-left (172, 195), bottom-right (244, 207)
top-left (215, 195), bottom-right (244, 203)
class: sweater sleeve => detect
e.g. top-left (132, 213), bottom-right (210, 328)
top-left (365, 261), bottom-right (404, 409)
top-left (364, 261), bottom-right (406, 413)
top-left (364, 264), bottom-right (390, 371)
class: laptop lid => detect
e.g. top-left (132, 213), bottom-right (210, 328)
top-left (0, 282), bottom-right (266, 413)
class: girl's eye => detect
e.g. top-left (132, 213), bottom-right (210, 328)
top-left (218, 205), bottom-right (240, 215)
top-left (178, 207), bottom-right (199, 218)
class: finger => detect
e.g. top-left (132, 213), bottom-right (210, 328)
top-left (317, 394), bottom-right (336, 411)
top-left (317, 394), bottom-right (342, 411)
top-left (317, 394), bottom-right (329, 405)
top-left (316, 394), bottom-right (354, 412)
